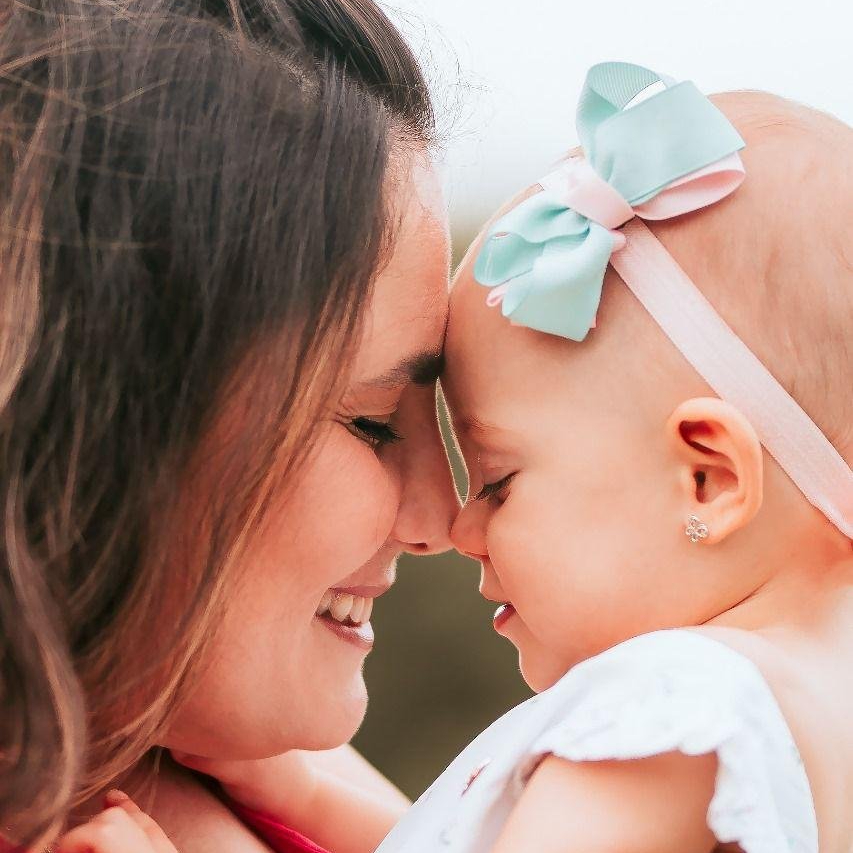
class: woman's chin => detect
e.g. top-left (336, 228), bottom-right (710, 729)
top-left (162, 670), bottom-right (368, 760)
top-left (310, 688), bottom-right (368, 749)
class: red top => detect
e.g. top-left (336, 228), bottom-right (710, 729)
top-left (229, 800), bottom-right (332, 853)
top-left (0, 798), bottom-right (331, 853)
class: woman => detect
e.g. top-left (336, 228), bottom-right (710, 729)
top-left (0, 0), bottom-right (457, 847)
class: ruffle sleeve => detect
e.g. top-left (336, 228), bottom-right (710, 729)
top-left (517, 631), bottom-right (818, 853)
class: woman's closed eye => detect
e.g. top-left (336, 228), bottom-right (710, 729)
top-left (348, 416), bottom-right (403, 449)
top-left (472, 473), bottom-right (515, 503)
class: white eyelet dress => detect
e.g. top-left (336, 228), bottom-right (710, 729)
top-left (378, 630), bottom-right (818, 853)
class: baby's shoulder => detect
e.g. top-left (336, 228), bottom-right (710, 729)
top-left (690, 623), bottom-right (853, 853)
top-left (517, 629), bottom-right (819, 853)
top-left (380, 629), bottom-right (819, 853)
top-left (533, 628), bottom-right (798, 764)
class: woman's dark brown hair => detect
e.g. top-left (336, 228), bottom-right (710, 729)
top-left (0, 0), bottom-right (433, 842)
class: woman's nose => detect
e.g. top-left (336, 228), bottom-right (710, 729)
top-left (390, 388), bottom-right (460, 556)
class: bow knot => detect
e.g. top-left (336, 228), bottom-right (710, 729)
top-left (474, 62), bottom-right (746, 342)
top-left (539, 158), bottom-right (633, 230)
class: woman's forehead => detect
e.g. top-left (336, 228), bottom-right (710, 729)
top-left (353, 163), bottom-right (450, 383)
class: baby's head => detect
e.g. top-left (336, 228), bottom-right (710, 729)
top-left (444, 86), bottom-right (853, 691)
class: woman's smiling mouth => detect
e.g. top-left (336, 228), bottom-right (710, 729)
top-left (314, 584), bottom-right (392, 652)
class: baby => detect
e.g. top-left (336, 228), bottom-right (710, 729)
top-left (376, 63), bottom-right (852, 852)
top-left (59, 63), bottom-right (852, 853)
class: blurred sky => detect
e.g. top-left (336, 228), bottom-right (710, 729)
top-left (384, 0), bottom-right (853, 239)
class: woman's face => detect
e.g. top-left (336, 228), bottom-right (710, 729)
top-left (163, 156), bottom-right (457, 759)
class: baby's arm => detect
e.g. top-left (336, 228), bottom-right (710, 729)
top-left (492, 752), bottom-right (718, 853)
top-left (174, 745), bottom-right (409, 853)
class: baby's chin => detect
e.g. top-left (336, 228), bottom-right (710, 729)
top-left (517, 644), bottom-right (577, 694)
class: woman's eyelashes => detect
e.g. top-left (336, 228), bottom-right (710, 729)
top-left (348, 416), bottom-right (403, 449)
top-left (472, 473), bottom-right (515, 503)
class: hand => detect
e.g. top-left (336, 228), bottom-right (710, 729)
top-left (55, 791), bottom-right (178, 853)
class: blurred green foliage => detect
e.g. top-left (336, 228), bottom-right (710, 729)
top-left (352, 398), bottom-right (532, 798)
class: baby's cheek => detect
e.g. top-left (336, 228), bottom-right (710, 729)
top-left (489, 495), bottom-right (561, 597)
top-left (490, 489), bottom-right (589, 633)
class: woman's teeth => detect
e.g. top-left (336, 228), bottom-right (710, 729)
top-left (316, 591), bottom-right (374, 626)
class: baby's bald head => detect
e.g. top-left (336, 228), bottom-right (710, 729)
top-left (650, 90), bottom-right (853, 459)
top-left (451, 89), bottom-right (852, 458)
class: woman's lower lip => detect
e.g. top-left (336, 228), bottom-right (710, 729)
top-left (316, 613), bottom-right (375, 651)
top-left (493, 603), bottom-right (516, 633)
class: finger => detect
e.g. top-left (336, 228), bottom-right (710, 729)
top-left (105, 793), bottom-right (179, 853)
top-left (55, 807), bottom-right (149, 853)
top-left (104, 789), bottom-right (132, 808)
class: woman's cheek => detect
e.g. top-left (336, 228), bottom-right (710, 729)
top-left (279, 432), bottom-right (399, 574)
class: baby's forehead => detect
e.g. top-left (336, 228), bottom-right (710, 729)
top-left (443, 254), bottom-right (572, 426)
top-left (443, 262), bottom-right (508, 401)
top-left (446, 255), bottom-right (535, 366)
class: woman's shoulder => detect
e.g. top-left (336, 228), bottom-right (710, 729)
top-left (148, 761), bottom-right (274, 853)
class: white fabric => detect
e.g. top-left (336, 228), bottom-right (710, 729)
top-left (378, 630), bottom-right (818, 853)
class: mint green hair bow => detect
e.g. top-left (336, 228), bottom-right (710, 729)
top-left (473, 62), bottom-right (746, 341)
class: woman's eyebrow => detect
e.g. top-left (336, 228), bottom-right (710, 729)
top-left (362, 350), bottom-right (445, 388)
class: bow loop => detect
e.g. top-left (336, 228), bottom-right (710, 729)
top-left (474, 61), bottom-right (746, 341)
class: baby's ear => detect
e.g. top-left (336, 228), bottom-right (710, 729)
top-left (666, 398), bottom-right (764, 544)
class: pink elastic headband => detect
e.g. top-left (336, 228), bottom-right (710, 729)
top-left (475, 62), bottom-right (853, 541)
top-left (610, 220), bottom-right (853, 540)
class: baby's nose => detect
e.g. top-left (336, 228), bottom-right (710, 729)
top-left (450, 500), bottom-right (488, 562)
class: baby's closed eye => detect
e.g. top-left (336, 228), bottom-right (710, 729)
top-left (472, 474), bottom-right (516, 503)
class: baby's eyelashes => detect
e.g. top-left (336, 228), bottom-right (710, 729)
top-left (472, 473), bottom-right (516, 502)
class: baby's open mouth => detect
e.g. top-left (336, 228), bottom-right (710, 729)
top-left (493, 602), bottom-right (516, 633)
